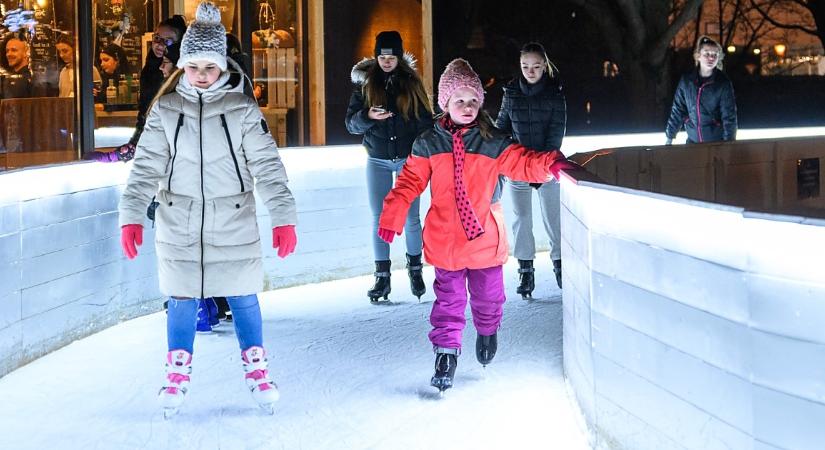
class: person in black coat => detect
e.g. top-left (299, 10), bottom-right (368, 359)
top-left (345, 31), bottom-right (434, 303)
top-left (496, 42), bottom-right (567, 296)
top-left (91, 16), bottom-right (187, 163)
top-left (666, 35), bottom-right (737, 144)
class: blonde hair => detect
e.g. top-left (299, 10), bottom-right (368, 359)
top-left (146, 68), bottom-right (185, 113)
top-left (693, 35), bottom-right (724, 69)
top-left (520, 42), bottom-right (558, 78)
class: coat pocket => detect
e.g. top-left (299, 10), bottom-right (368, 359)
top-left (490, 202), bottom-right (509, 260)
top-left (206, 193), bottom-right (260, 246)
top-left (155, 190), bottom-right (197, 246)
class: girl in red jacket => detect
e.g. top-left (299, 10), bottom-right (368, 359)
top-left (378, 59), bottom-right (577, 391)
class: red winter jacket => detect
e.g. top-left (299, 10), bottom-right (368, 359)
top-left (379, 121), bottom-right (567, 271)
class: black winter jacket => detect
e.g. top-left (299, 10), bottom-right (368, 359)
top-left (129, 54), bottom-right (164, 144)
top-left (665, 68), bottom-right (737, 143)
top-left (345, 56), bottom-right (433, 160)
top-left (496, 74), bottom-right (566, 151)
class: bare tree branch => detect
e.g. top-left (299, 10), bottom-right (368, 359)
top-left (750, 0), bottom-right (818, 35)
top-left (649, 0), bottom-right (704, 62)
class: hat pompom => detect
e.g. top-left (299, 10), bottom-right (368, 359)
top-left (445, 58), bottom-right (473, 75)
top-left (437, 58), bottom-right (485, 110)
top-left (195, 1), bottom-right (221, 24)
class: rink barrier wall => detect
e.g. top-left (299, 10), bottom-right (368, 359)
top-left (562, 136), bottom-right (825, 450)
top-left (0, 145), bottom-right (548, 377)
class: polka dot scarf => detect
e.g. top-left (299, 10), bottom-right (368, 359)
top-left (442, 117), bottom-right (485, 241)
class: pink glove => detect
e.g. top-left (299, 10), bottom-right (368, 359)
top-left (121, 224), bottom-right (143, 259)
top-left (272, 225), bottom-right (297, 258)
top-left (549, 159), bottom-right (582, 180)
top-left (378, 227), bottom-right (400, 243)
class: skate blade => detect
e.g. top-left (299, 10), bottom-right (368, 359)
top-left (163, 407), bottom-right (179, 420)
top-left (430, 379), bottom-right (453, 393)
top-left (259, 403), bottom-right (276, 415)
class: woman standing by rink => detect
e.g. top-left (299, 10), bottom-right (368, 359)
top-left (118, 1), bottom-right (297, 417)
top-left (346, 31), bottom-right (433, 303)
top-left (496, 42), bottom-right (567, 297)
top-left (665, 35), bottom-right (737, 145)
top-left (378, 59), bottom-right (579, 391)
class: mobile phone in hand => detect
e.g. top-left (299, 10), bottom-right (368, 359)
top-left (372, 107), bottom-right (386, 114)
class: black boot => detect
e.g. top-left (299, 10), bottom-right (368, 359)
top-left (476, 332), bottom-right (497, 366)
top-left (430, 348), bottom-right (459, 392)
top-left (516, 260), bottom-right (535, 299)
top-left (406, 253), bottom-right (426, 299)
top-left (367, 260), bottom-right (391, 302)
top-left (214, 297), bottom-right (230, 320)
top-left (553, 259), bottom-right (562, 289)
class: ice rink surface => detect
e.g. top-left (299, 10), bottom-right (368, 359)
top-left (0, 255), bottom-right (590, 450)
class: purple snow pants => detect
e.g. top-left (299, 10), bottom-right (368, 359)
top-left (428, 265), bottom-right (506, 350)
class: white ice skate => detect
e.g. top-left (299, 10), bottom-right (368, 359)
top-left (158, 349), bottom-right (192, 419)
top-left (241, 346), bottom-right (280, 414)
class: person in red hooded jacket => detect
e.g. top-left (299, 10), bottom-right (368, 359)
top-left (377, 58), bottom-right (579, 392)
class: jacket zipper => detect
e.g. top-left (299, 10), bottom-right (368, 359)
top-left (695, 79), bottom-right (714, 143)
top-left (198, 94), bottom-right (206, 299)
top-left (220, 114), bottom-right (245, 192)
top-left (168, 114), bottom-right (184, 191)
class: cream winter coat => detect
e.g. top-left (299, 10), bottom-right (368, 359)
top-left (118, 69), bottom-right (296, 298)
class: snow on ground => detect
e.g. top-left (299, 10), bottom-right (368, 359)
top-left (0, 255), bottom-right (589, 450)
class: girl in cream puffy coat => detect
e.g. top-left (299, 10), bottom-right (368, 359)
top-left (118, 1), bottom-right (295, 417)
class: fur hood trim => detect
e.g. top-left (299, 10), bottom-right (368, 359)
top-left (350, 52), bottom-right (418, 85)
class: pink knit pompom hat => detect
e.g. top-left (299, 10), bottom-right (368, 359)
top-left (437, 58), bottom-right (485, 110)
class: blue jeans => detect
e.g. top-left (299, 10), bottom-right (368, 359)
top-left (167, 294), bottom-right (263, 353)
top-left (366, 156), bottom-right (423, 260)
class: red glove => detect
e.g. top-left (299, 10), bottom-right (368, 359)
top-left (549, 159), bottom-right (582, 180)
top-left (272, 225), bottom-right (297, 258)
top-left (121, 224), bottom-right (143, 259)
top-left (378, 227), bottom-right (400, 243)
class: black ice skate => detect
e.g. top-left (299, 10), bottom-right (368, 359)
top-left (367, 260), bottom-right (391, 302)
top-left (430, 348), bottom-right (459, 393)
top-left (475, 332), bottom-right (497, 367)
top-left (553, 259), bottom-right (562, 289)
top-left (406, 253), bottom-right (426, 300)
top-left (516, 259), bottom-right (535, 299)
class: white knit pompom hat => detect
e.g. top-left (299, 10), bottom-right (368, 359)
top-left (177, 1), bottom-right (227, 71)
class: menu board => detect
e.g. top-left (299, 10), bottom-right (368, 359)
top-left (29, 24), bottom-right (56, 65)
top-left (119, 32), bottom-right (143, 73)
top-left (797, 157), bottom-right (821, 199)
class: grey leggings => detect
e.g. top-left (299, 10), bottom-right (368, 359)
top-left (508, 179), bottom-right (561, 261)
top-left (366, 157), bottom-right (423, 260)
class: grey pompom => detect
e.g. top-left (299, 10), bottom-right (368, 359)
top-left (195, 1), bottom-right (221, 24)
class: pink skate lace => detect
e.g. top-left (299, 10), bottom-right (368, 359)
top-left (245, 369), bottom-right (274, 391)
top-left (162, 350), bottom-right (192, 394)
top-left (164, 373), bottom-right (191, 394)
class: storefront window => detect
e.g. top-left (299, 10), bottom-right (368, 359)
top-left (182, 0), bottom-right (302, 147)
top-left (0, 0), bottom-right (78, 170)
top-left (249, 0), bottom-right (301, 147)
top-left (0, 0), bottom-right (305, 172)
top-left (92, 0), bottom-right (150, 153)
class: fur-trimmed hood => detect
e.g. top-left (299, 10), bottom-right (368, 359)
top-left (350, 52), bottom-right (418, 85)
